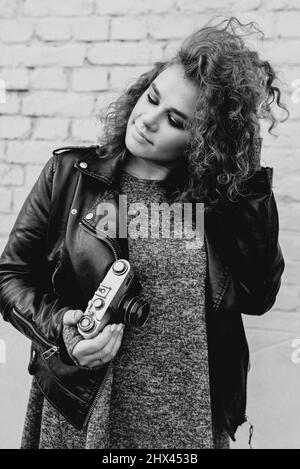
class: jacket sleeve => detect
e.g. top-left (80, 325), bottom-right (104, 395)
top-left (220, 166), bottom-right (285, 315)
top-left (0, 154), bottom-right (72, 360)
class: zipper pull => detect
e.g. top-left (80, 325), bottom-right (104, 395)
top-left (244, 414), bottom-right (254, 449)
top-left (42, 345), bottom-right (59, 360)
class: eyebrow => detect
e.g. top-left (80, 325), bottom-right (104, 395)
top-left (151, 82), bottom-right (189, 121)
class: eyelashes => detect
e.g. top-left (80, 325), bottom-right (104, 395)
top-left (146, 94), bottom-right (184, 129)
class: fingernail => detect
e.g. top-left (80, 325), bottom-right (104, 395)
top-left (111, 324), bottom-right (116, 332)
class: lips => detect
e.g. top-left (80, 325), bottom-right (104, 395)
top-left (134, 123), bottom-right (152, 144)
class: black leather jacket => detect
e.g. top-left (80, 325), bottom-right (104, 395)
top-left (0, 145), bottom-right (285, 441)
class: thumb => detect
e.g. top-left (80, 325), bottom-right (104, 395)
top-left (63, 309), bottom-right (83, 326)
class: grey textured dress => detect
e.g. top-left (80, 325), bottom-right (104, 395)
top-left (21, 170), bottom-right (229, 449)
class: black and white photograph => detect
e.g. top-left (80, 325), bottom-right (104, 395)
top-left (0, 0), bottom-right (299, 451)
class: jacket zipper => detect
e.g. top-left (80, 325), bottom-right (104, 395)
top-left (80, 219), bottom-right (122, 423)
top-left (83, 363), bottom-right (113, 428)
top-left (12, 306), bottom-right (59, 359)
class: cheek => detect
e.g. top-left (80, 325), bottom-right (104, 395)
top-left (161, 132), bottom-right (188, 153)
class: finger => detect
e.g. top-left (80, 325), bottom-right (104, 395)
top-left (107, 324), bottom-right (125, 358)
top-left (82, 323), bottom-right (116, 354)
top-left (63, 309), bottom-right (83, 326)
top-left (85, 324), bottom-right (125, 366)
top-left (100, 324), bottom-right (125, 359)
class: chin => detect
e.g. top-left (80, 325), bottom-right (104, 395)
top-left (125, 129), bottom-right (151, 159)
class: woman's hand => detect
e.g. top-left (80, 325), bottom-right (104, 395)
top-left (63, 309), bottom-right (125, 368)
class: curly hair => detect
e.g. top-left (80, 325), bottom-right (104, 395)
top-left (98, 16), bottom-right (289, 206)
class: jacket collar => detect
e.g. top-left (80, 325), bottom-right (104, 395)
top-left (73, 146), bottom-right (119, 186)
top-left (73, 145), bottom-right (188, 195)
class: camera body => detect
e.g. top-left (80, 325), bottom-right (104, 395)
top-left (77, 259), bottom-right (150, 339)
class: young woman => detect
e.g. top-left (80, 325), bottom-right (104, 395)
top-left (0, 17), bottom-right (287, 449)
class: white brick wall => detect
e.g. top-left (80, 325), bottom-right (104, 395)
top-left (0, 1), bottom-right (299, 309)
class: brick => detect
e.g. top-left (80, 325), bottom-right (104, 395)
top-left (95, 0), bottom-right (146, 15)
top-left (71, 118), bottom-right (100, 142)
top-left (277, 201), bottom-right (300, 232)
top-left (146, 0), bottom-right (177, 14)
top-left (275, 12), bottom-right (300, 38)
top-left (262, 148), bottom-right (300, 177)
top-left (96, 0), bottom-right (174, 16)
top-left (273, 174), bottom-right (300, 202)
top-left (260, 39), bottom-right (300, 65)
top-left (264, 0), bottom-right (300, 10)
top-left (5, 141), bottom-right (61, 165)
top-left (260, 120), bottom-right (299, 149)
top-left (277, 67), bottom-right (300, 92)
top-left (97, 0), bottom-right (175, 14)
top-left (0, 141), bottom-right (5, 160)
top-left (282, 261), bottom-right (300, 284)
top-left (151, 43), bottom-right (165, 63)
top-left (35, 19), bottom-right (72, 41)
top-left (0, 0), bottom-right (18, 18)
top-left (12, 188), bottom-right (32, 214)
top-left (24, 165), bottom-right (44, 188)
top-left (0, 116), bottom-right (31, 139)
top-left (111, 17), bottom-right (148, 40)
top-left (0, 214), bottom-right (16, 236)
top-left (0, 164), bottom-right (24, 186)
top-left (22, 91), bottom-right (94, 117)
top-left (88, 42), bottom-right (152, 65)
top-left (0, 188), bottom-right (12, 212)
top-left (0, 68), bottom-right (29, 91)
top-left (109, 66), bottom-right (150, 89)
top-left (0, 20), bottom-right (33, 43)
top-left (0, 93), bottom-right (20, 114)
top-left (32, 118), bottom-right (69, 140)
top-left (148, 15), bottom-right (209, 40)
top-left (30, 68), bottom-right (67, 90)
top-left (285, 99), bottom-right (300, 120)
top-left (23, 0), bottom-right (94, 17)
top-left (95, 91), bottom-right (121, 115)
top-left (275, 284), bottom-right (300, 311)
top-left (280, 231), bottom-right (300, 262)
top-left (175, 0), bottom-right (260, 11)
top-left (1, 45), bottom-right (86, 67)
top-left (0, 46), bottom-right (13, 67)
top-left (72, 68), bottom-right (108, 91)
top-left (72, 18), bottom-right (109, 41)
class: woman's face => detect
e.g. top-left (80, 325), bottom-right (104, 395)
top-left (125, 64), bottom-right (200, 168)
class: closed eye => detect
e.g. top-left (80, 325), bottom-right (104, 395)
top-left (146, 94), bottom-right (184, 129)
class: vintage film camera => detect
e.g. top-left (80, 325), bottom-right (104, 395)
top-left (77, 259), bottom-right (150, 339)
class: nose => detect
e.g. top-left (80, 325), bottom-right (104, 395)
top-left (140, 110), bottom-right (160, 132)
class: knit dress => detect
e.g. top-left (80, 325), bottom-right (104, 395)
top-left (21, 170), bottom-right (229, 449)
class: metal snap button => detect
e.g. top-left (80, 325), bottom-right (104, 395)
top-left (71, 209), bottom-right (77, 215)
top-left (79, 162), bottom-right (88, 169)
top-left (86, 212), bottom-right (94, 219)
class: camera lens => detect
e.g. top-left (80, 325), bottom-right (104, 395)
top-left (121, 296), bottom-right (150, 327)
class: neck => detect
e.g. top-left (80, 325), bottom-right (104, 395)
top-left (122, 152), bottom-right (178, 181)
